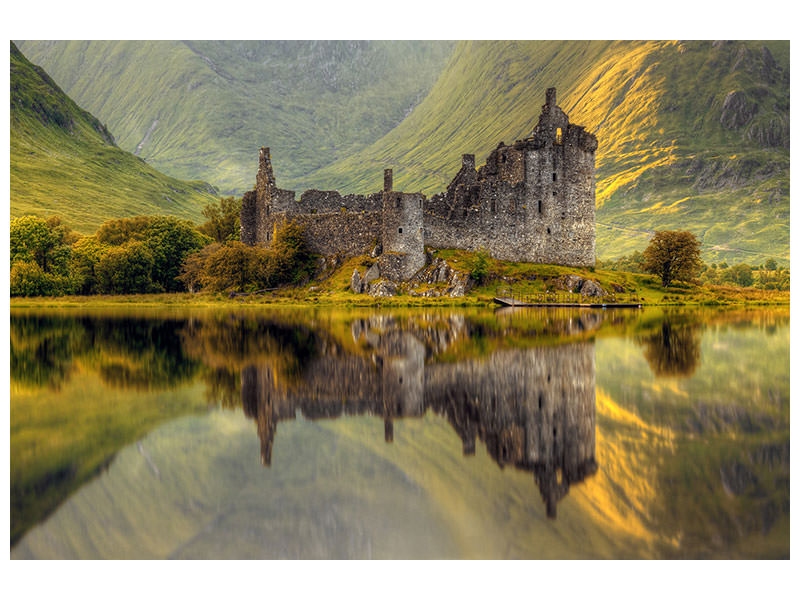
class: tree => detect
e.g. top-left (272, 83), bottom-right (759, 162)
top-left (198, 196), bottom-right (242, 243)
top-left (642, 230), bottom-right (702, 287)
top-left (70, 236), bottom-right (109, 294)
top-left (143, 216), bottom-right (210, 292)
top-left (723, 263), bottom-right (754, 287)
top-left (765, 258), bottom-right (778, 271)
top-left (10, 215), bottom-right (73, 275)
top-left (95, 216), bottom-right (152, 245)
top-left (96, 242), bottom-right (157, 294)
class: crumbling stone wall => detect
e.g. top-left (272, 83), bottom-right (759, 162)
top-left (424, 88), bottom-right (596, 267)
top-left (241, 88), bottom-right (597, 270)
top-left (264, 211), bottom-right (382, 257)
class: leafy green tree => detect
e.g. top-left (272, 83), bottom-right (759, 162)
top-left (95, 216), bottom-right (152, 245)
top-left (96, 242), bottom-right (157, 294)
top-left (11, 261), bottom-right (56, 296)
top-left (70, 236), bottom-right (109, 294)
top-left (179, 220), bottom-right (315, 292)
top-left (269, 220), bottom-right (314, 285)
top-left (642, 230), bottom-right (702, 287)
top-left (198, 196), bottom-right (242, 243)
top-left (764, 258), bottom-right (778, 271)
top-left (143, 216), bottom-right (210, 292)
top-left (10, 215), bottom-right (73, 275)
top-left (723, 263), bottom-right (754, 287)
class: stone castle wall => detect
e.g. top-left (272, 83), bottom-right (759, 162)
top-left (241, 88), bottom-right (597, 271)
top-left (263, 211), bottom-right (382, 257)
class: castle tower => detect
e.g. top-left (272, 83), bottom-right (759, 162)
top-left (524, 87), bottom-right (598, 267)
top-left (379, 170), bottom-right (426, 281)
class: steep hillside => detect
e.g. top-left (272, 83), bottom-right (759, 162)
top-left (10, 42), bottom-right (217, 234)
top-left (302, 41), bottom-right (789, 265)
top-left (16, 40), bottom-right (454, 194)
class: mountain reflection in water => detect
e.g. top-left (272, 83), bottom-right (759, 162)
top-left (240, 314), bottom-right (597, 518)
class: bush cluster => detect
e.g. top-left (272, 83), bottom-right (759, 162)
top-left (179, 220), bottom-right (315, 293)
top-left (10, 214), bottom-right (209, 296)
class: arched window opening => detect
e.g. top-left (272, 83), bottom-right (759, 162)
top-left (538, 200), bottom-right (542, 214)
top-left (555, 128), bottom-right (562, 144)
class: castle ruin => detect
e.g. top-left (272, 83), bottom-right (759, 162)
top-left (241, 88), bottom-right (597, 277)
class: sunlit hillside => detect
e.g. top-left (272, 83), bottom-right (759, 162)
top-left (10, 43), bottom-right (218, 234)
top-left (302, 41), bottom-right (789, 265)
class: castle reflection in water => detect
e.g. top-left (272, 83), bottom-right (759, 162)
top-left (240, 314), bottom-right (598, 518)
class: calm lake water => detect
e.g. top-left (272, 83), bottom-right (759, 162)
top-left (10, 306), bottom-right (789, 559)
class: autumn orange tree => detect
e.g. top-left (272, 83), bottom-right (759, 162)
top-left (642, 230), bottom-right (702, 287)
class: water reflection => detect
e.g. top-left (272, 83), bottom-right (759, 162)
top-left (10, 306), bottom-right (790, 558)
top-left (639, 318), bottom-right (701, 377)
top-left (239, 315), bottom-right (597, 517)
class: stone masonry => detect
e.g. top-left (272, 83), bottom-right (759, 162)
top-left (241, 88), bottom-right (598, 278)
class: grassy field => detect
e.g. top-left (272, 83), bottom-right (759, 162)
top-left (10, 249), bottom-right (789, 309)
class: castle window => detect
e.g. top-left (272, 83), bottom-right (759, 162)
top-left (561, 211), bottom-right (566, 219)
top-left (500, 155), bottom-right (506, 164)
top-left (547, 227), bottom-right (551, 234)
top-left (396, 198), bottom-right (401, 208)
top-left (538, 200), bottom-right (542, 214)
top-left (553, 190), bottom-right (557, 196)
top-left (398, 227), bottom-right (403, 234)
top-left (491, 199), bottom-right (496, 213)
top-left (556, 128), bottom-right (562, 144)
top-left (553, 172), bottom-right (557, 182)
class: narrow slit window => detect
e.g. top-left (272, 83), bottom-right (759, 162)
top-left (538, 200), bottom-right (542, 214)
top-left (398, 227), bottom-right (403, 234)
top-left (491, 199), bottom-right (496, 213)
top-left (556, 128), bottom-right (562, 144)
top-left (553, 172), bottom-right (557, 182)
top-left (396, 198), bottom-right (401, 208)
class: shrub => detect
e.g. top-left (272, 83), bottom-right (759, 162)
top-left (468, 248), bottom-right (490, 285)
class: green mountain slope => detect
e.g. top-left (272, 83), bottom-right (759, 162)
top-left (301, 41), bottom-right (789, 265)
top-left (16, 40), bottom-right (454, 195)
top-left (10, 42), bottom-right (217, 234)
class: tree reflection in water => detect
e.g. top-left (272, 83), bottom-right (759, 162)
top-left (639, 319), bottom-right (701, 377)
